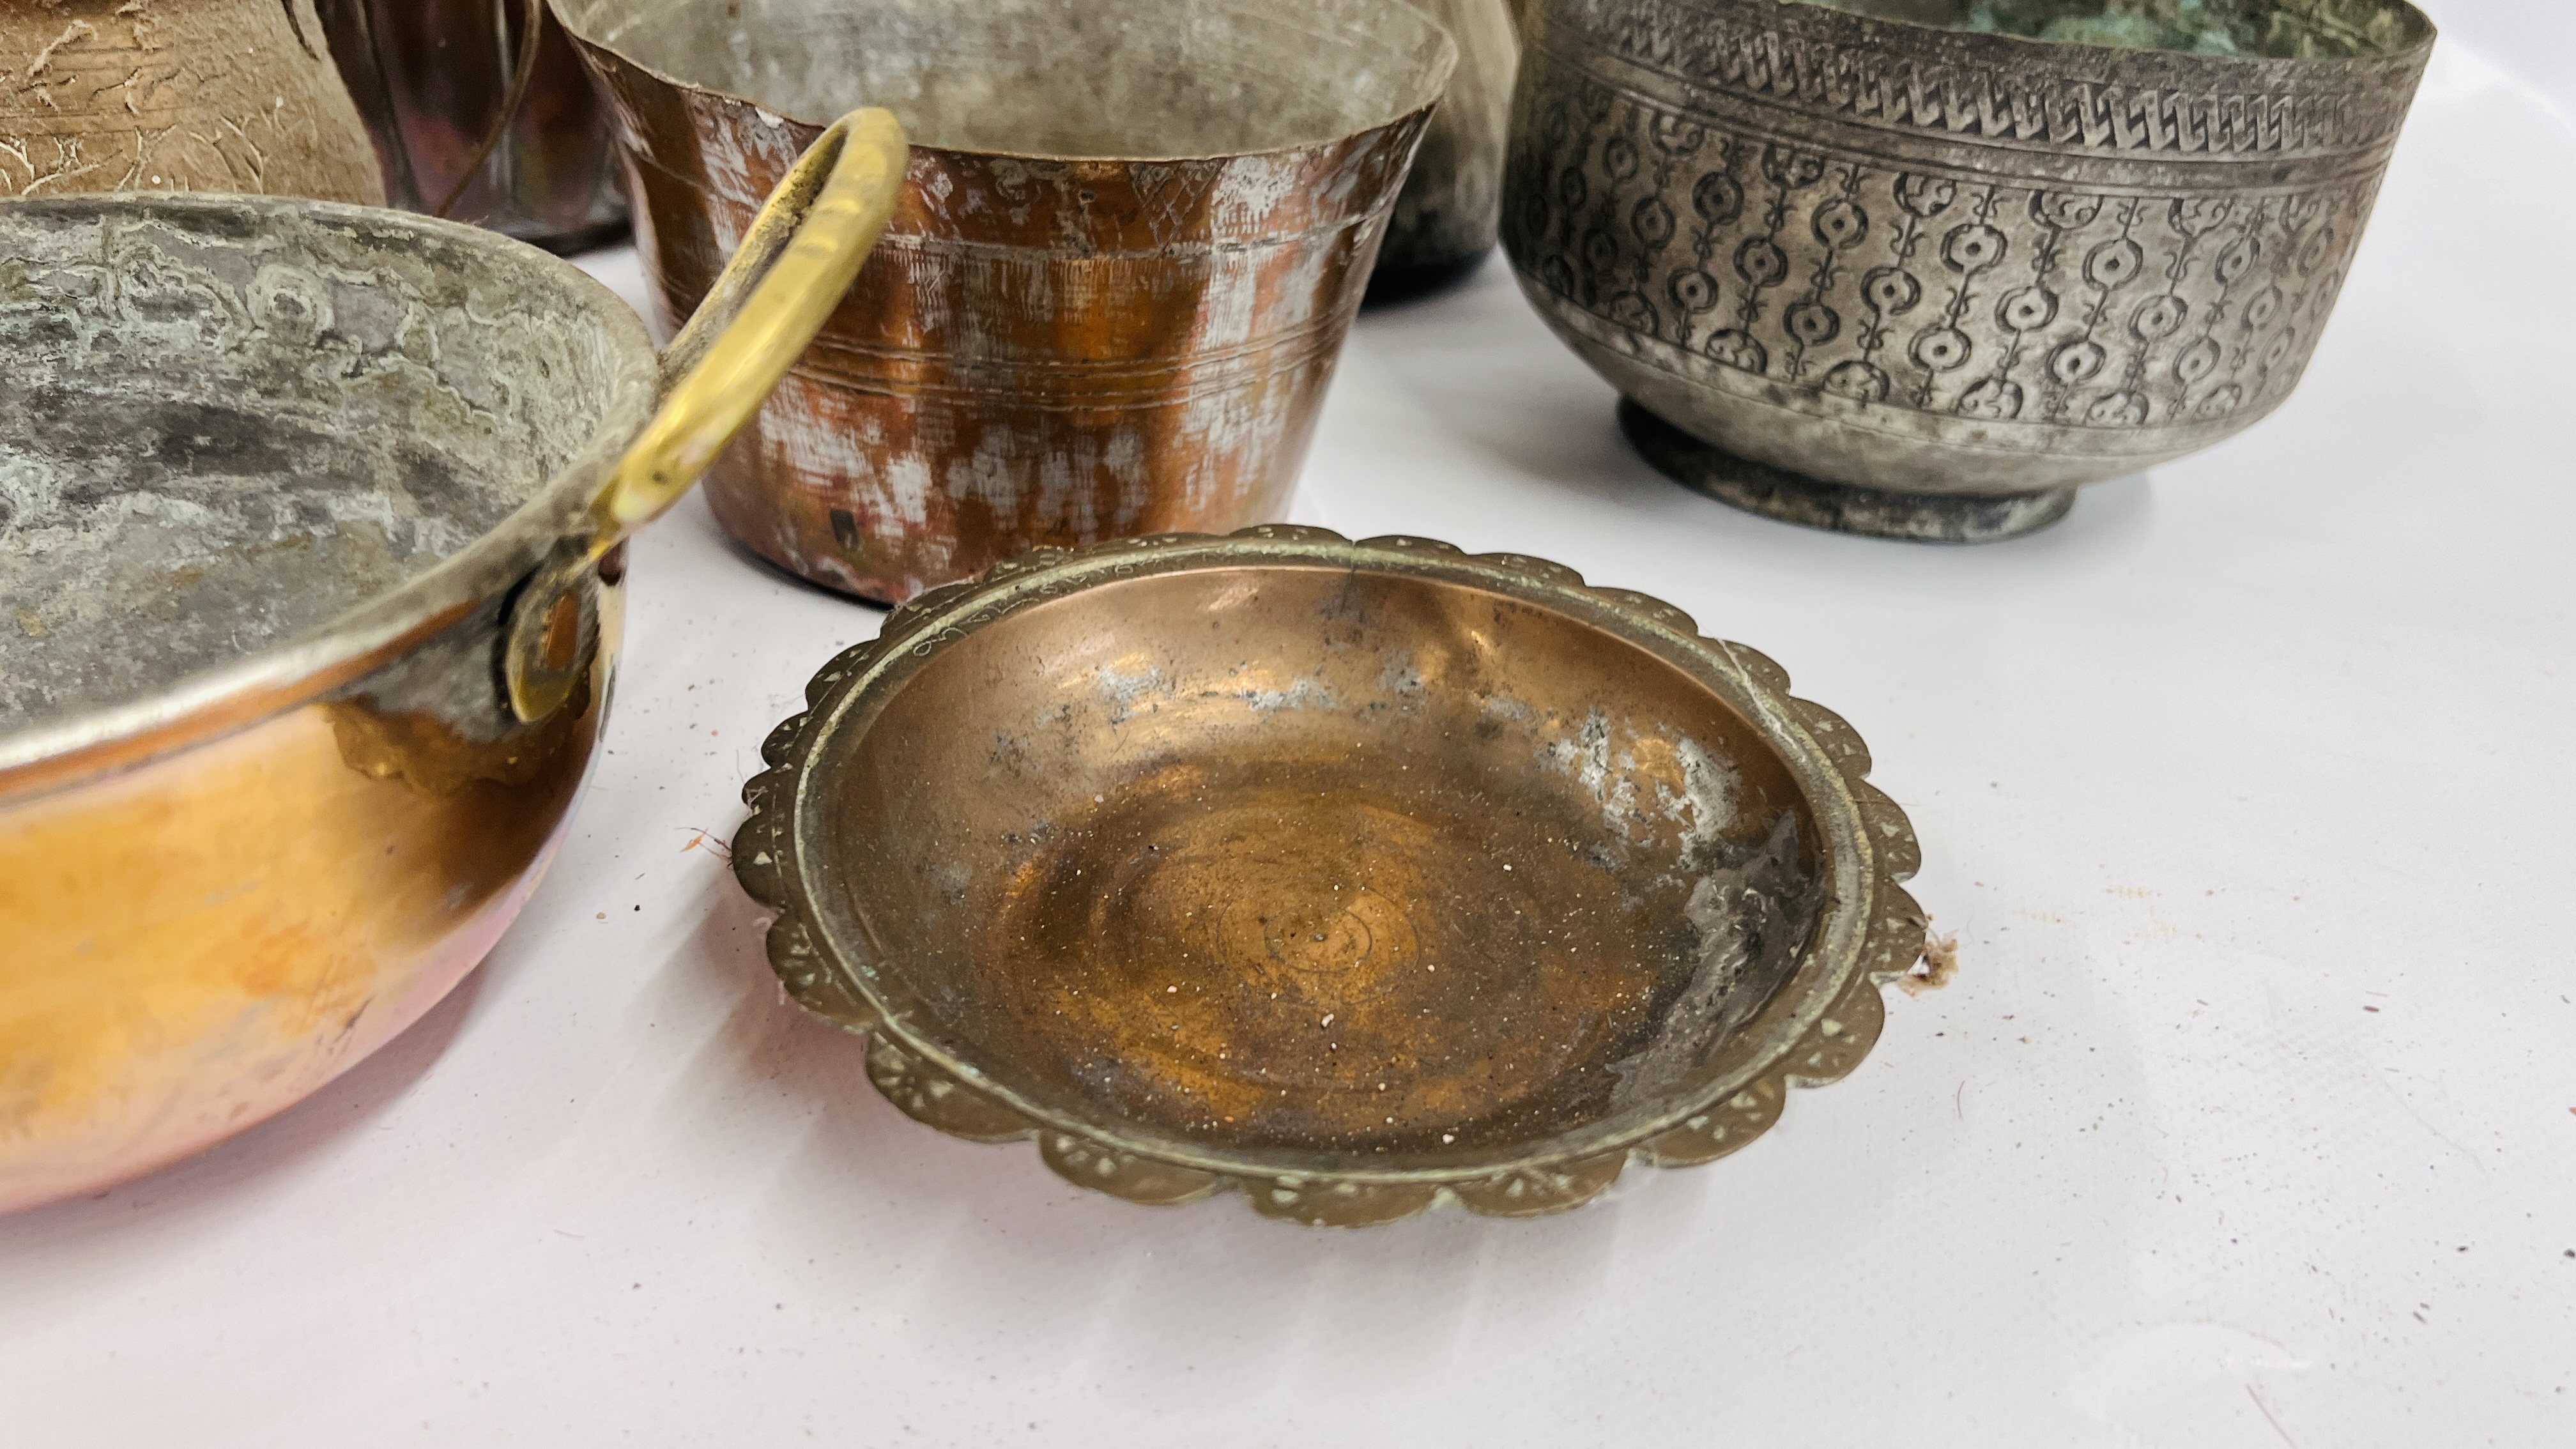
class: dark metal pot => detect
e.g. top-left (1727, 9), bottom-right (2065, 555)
top-left (1367, 0), bottom-right (1522, 303)
top-left (321, 0), bottom-right (630, 252)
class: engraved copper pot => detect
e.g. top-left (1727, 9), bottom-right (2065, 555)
top-left (318, 0), bottom-right (630, 253)
top-left (0, 0), bottom-right (383, 204)
top-left (0, 111), bottom-right (903, 1214)
top-left (556, 0), bottom-right (1458, 604)
top-left (1504, 0), bottom-right (2435, 541)
top-left (735, 528), bottom-right (1928, 1225)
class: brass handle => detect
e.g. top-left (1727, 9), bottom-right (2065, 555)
top-left (503, 107), bottom-right (908, 723)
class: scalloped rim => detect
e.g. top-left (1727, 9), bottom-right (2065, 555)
top-left (733, 526), bottom-right (1926, 1227)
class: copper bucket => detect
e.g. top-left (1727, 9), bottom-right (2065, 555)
top-left (555, 0), bottom-right (1457, 602)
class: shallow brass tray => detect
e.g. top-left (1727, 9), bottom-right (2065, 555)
top-left (735, 528), bottom-right (1926, 1225)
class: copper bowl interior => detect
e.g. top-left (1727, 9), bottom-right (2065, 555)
top-left (807, 562), bottom-right (1830, 1168)
top-left (570, 0), bottom-right (1455, 157)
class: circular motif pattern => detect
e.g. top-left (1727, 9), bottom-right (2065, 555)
top-left (1813, 199), bottom-right (1869, 249)
top-left (1632, 196), bottom-right (1677, 249)
top-left (2174, 337), bottom-right (2223, 385)
top-left (2214, 236), bottom-right (2263, 286)
top-left (1735, 237), bottom-right (1790, 288)
top-left (1942, 223), bottom-right (2007, 272)
top-left (2298, 226), bottom-right (2337, 275)
top-left (1692, 171), bottom-right (1744, 226)
top-left (1215, 886), bottom-right (1420, 1003)
top-left (1499, 34), bottom-right (2407, 450)
top-left (250, 264), bottom-right (333, 348)
top-left (2049, 339), bottom-right (2108, 385)
top-left (2130, 294), bottom-right (2191, 341)
top-left (1862, 266), bottom-right (1920, 316)
top-left (1609, 290), bottom-right (1659, 335)
top-left (1997, 286), bottom-right (2058, 333)
top-left (1540, 101), bottom-right (1573, 150)
top-left (1604, 135), bottom-right (1641, 183)
top-left (1582, 227), bottom-right (1620, 277)
top-left (1784, 300), bottom-right (1841, 348)
top-left (2085, 237), bottom-right (2145, 290)
top-left (1911, 326), bottom-right (1973, 372)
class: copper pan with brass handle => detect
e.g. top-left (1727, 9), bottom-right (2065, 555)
top-left (0, 111), bottom-right (905, 1215)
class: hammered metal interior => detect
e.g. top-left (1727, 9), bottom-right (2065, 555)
top-left (565, 0), bottom-right (1453, 158)
top-left (0, 199), bottom-right (631, 731)
top-left (800, 557), bottom-right (1836, 1165)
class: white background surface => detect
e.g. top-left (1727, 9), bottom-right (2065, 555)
top-left (6, 12), bottom-right (2573, 1447)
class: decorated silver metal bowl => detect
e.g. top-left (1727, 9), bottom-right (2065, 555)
top-left (1503, 0), bottom-right (2435, 540)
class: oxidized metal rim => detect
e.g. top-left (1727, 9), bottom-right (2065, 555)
top-left (735, 526), bottom-right (1928, 1225)
top-left (0, 195), bottom-right (659, 797)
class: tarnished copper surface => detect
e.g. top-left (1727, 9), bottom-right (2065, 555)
top-left (0, 118), bottom-right (900, 1213)
top-left (0, 610), bottom-right (615, 1216)
top-left (557, 0), bottom-right (1457, 603)
top-left (737, 529), bottom-right (1928, 1225)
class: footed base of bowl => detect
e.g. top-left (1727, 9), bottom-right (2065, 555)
top-left (1363, 248), bottom-right (1491, 308)
top-left (1619, 399), bottom-right (2076, 545)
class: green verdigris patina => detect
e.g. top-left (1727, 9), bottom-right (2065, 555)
top-left (1802, 0), bottom-right (2411, 57)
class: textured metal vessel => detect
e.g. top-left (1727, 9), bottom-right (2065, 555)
top-left (557, 0), bottom-right (1457, 603)
top-left (1367, 0), bottom-right (1521, 303)
top-left (321, 0), bottom-right (631, 252)
top-left (0, 113), bottom-right (903, 1213)
top-left (0, 0), bottom-right (383, 203)
top-left (736, 528), bottom-right (1927, 1226)
top-left (1503, 0), bottom-right (2434, 538)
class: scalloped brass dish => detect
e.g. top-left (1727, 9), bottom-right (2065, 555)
top-left (735, 528), bottom-right (1926, 1225)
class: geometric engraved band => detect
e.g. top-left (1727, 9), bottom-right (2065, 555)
top-left (1556, 0), bottom-right (2431, 163)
